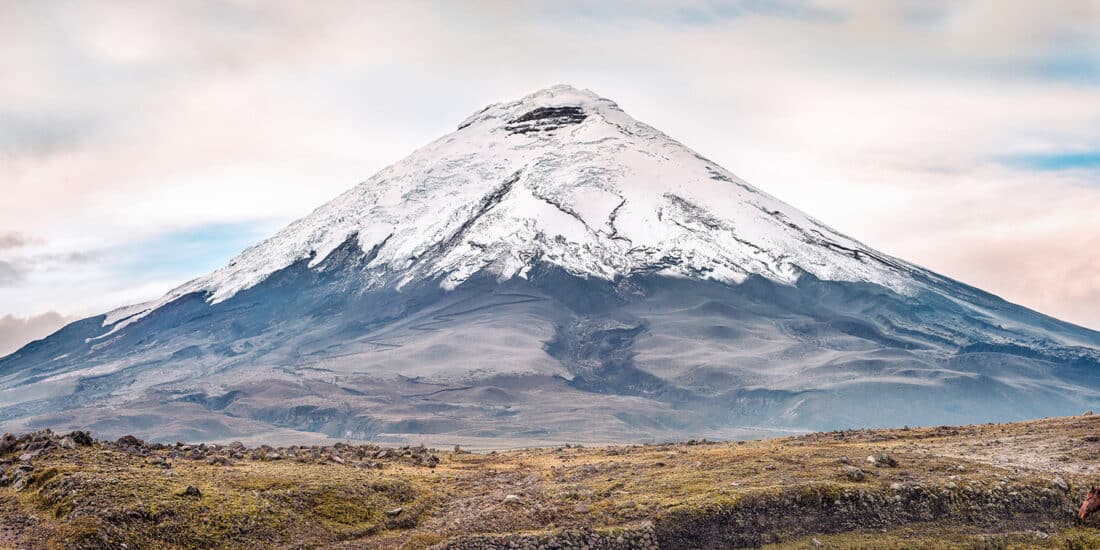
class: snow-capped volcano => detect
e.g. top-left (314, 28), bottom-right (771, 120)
top-left (110, 85), bottom-right (910, 327)
top-left (3, 86), bottom-right (1099, 445)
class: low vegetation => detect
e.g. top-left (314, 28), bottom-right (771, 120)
top-left (2, 415), bottom-right (1099, 548)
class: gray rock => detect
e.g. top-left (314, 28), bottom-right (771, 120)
top-left (1052, 476), bottom-right (1069, 492)
top-left (116, 434), bottom-right (144, 449)
top-left (873, 453), bottom-right (899, 467)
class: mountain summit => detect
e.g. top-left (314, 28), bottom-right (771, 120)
top-left (112, 84), bottom-right (909, 322)
top-left (3, 85), bottom-right (1099, 444)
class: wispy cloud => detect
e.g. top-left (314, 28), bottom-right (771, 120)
top-left (0, 232), bottom-right (31, 250)
top-left (0, 260), bottom-right (25, 286)
top-left (535, 0), bottom-right (846, 25)
top-left (0, 220), bottom-right (279, 322)
top-left (0, 244), bottom-right (99, 287)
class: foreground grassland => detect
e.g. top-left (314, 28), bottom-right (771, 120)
top-left (2, 415), bottom-right (1099, 549)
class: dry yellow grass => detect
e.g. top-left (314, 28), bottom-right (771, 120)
top-left (1, 415), bottom-right (1098, 548)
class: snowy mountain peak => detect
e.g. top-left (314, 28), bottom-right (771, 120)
top-left (104, 85), bottom-right (916, 328)
top-left (456, 84), bottom-right (616, 131)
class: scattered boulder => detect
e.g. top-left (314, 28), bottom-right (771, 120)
top-left (0, 464), bottom-right (34, 491)
top-left (0, 433), bottom-right (16, 454)
top-left (69, 431), bottom-right (94, 446)
top-left (116, 435), bottom-right (145, 450)
top-left (183, 485), bottom-right (202, 498)
top-left (503, 494), bottom-right (523, 505)
top-left (844, 466), bottom-right (866, 481)
top-left (868, 453), bottom-right (898, 467)
top-left (207, 456), bottom-right (232, 467)
top-left (385, 507), bottom-right (404, 517)
top-left (1052, 476), bottom-right (1069, 492)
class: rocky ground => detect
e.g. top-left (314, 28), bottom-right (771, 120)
top-left (1, 415), bottom-right (1099, 549)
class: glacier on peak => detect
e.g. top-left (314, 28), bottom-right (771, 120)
top-left (102, 84), bottom-right (916, 329)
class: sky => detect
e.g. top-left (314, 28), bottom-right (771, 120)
top-left (1, 0), bottom-right (1099, 355)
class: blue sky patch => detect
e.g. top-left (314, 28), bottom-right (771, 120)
top-left (108, 220), bottom-right (281, 282)
top-left (1000, 151), bottom-right (1100, 172)
top-left (1032, 52), bottom-right (1100, 84)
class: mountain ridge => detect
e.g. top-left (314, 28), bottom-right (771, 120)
top-left (96, 84), bottom-right (919, 333)
top-left (1, 85), bottom-right (1098, 444)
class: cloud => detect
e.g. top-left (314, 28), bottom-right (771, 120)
top-left (0, 311), bottom-right (71, 358)
top-left (0, 111), bottom-right (107, 158)
top-left (534, 0), bottom-right (846, 25)
top-left (0, 247), bottom-right (99, 287)
top-left (0, 260), bottom-right (25, 286)
top-left (0, 221), bottom-right (279, 321)
top-left (0, 232), bottom-right (30, 250)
